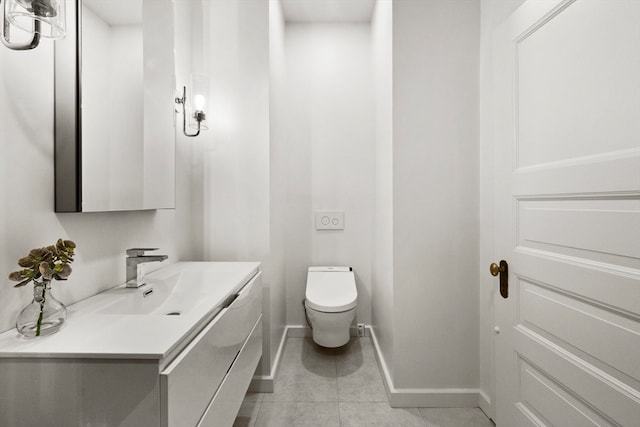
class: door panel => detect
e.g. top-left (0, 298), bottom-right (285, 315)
top-left (516, 0), bottom-right (640, 168)
top-left (520, 359), bottom-right (614, 427)
top-left (492, 0), bottom-right (640, 425)
top-left (513, 150), bottom-right (640, 196)
top-left (520, 280), bottom-right (640, 380)
top-left (514, 328), bottom-right (639, 427)
top-left (515, 250), bottom-right (640, 315)
top-left (518, 199), bottom-right (640, 261)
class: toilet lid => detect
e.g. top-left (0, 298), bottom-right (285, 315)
top-left (305, 269), bottom-right (358, 313)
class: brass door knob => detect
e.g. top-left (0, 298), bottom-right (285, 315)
top-left (490, 260), bottom-right (509, 298)
top-left (490, 262), bottom-right (502, 276)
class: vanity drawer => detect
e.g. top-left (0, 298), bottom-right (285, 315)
top-left (197, 315), bottom-right (262, 427)
top-left (160, 272), bottom-right (262, 427)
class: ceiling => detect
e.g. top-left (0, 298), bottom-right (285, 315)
top-left (82, 0), bottom-right (142, 26)
top-left (281, 0), bottom-right (375, 23)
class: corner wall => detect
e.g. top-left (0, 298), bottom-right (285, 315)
top-left (371, 0), bottom-right (395, 380)
top-left (261, 0), bottom-right (288, 378)
top-left (391, 0), bottom-right (480, 392)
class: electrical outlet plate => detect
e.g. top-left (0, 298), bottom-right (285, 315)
top-left (315, 211), bottom-right (344, 230)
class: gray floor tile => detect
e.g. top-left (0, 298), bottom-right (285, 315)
top-left (419, 408), bottom-right (494, 427)
top-left (264, 337), bottom-right (339, 402)
top-left (336, 338), bottom-right (387, 402)
top-left (337, 367), bottom-right (388, 402)
top-left (262, 374), bottom-right (338, 402)
top-left (279, 338), bottom-right (337, 378)
top-left (255, 402), bottom-right (340, 427)
top-left (339, 402), bottom-right (426, 427)
top-left (336, 338), bottom-right (378, 374)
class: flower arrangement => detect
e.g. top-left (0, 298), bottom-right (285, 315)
top-left (9, 239), bottom-right (76, 287)
top-left (9, 239), bottom-right (76, 337)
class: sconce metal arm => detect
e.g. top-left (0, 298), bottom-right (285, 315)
top-left (1, 0), bottom-right (41, 50)
top-left (175, 86), bottom-right (203, 138)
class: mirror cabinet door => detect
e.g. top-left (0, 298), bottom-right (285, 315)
top-left (55, 0), bottom-right (175, 212)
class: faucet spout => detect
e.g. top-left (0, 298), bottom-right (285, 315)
top-left (126, 248), bottom-right (168, 288)
top-left (134, 255), bottom-right (168, 263)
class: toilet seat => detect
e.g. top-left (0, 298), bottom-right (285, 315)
top-left (305, 268), bottom-right (357, 313)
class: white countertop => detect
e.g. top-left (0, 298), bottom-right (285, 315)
top-left (0, 262), bottom-right (260, 360)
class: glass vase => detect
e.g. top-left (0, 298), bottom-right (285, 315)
top-left (16, 281), bottom-right (67, 338)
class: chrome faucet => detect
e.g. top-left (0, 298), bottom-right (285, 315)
top-left (126, 248), bottom-right (168, 288)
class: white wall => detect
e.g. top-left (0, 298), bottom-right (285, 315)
top-left (173, 0), bottom-right (199, 263)
top-left (0, 39), bottom-right (189, 333)
top-left (264, 0), bottom-right (287, 376)
top-left (283, 23), bottom-right (375, 326)
top-left (371, 0), bottom-right (395, 376)
top-left (392, 0), bottom-right (480, 389)
top-left (478, 0), bottom-right (527, 417)
top-left (200, 0), bottom-right (270, 262)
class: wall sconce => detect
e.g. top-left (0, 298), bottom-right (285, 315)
top-left (1, 0), bottom-right (66, 50)
top-left (175, 75), bottom-right (209, 138)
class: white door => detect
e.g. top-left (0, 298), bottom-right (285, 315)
top-left (492, 1), bottom-right (640, 426)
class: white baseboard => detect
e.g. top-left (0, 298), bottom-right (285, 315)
top-left (248, 325), bottom-right (288, 393)
top-left (286, 324), bottom-right (370, 338)
top-left (286, 325), bottom-right (312, 337)
top-left (369, 326), bottom-right (482, 408)
top-left (478, 389), bottom-right (493, 421)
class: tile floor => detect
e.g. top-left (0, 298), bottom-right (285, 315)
top-left (233, 337), bottom-right (494, 427)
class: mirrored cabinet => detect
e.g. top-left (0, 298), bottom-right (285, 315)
top-left (55, 0), bottom-right (176, 212)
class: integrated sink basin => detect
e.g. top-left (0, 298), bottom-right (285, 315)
top-left (98, 273), bottom-right (192, 316)
top-left (97, 271), bottom-right (240, 316)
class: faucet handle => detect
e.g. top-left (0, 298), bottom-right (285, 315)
top-left (126, 248), bottom-right (159, 257)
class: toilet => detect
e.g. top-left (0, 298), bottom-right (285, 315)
top-left (304, 266), bottom-right (358, 348)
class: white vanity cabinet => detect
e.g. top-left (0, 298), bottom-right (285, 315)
top-left (160, 272), bottom-right (262, 427)
top-left (0, 263), bottom-right (262, 427)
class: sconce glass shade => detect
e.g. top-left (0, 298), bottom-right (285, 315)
top-left (189, 74), bottom-right (209, 131)
top-left (5, 0), bottom-right (66, 38)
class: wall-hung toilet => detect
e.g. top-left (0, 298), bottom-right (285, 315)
top-left (304, 266), bottom-right (358, 348)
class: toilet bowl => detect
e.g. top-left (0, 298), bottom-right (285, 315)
top-left (304, 266), bottom-right (358, 348)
